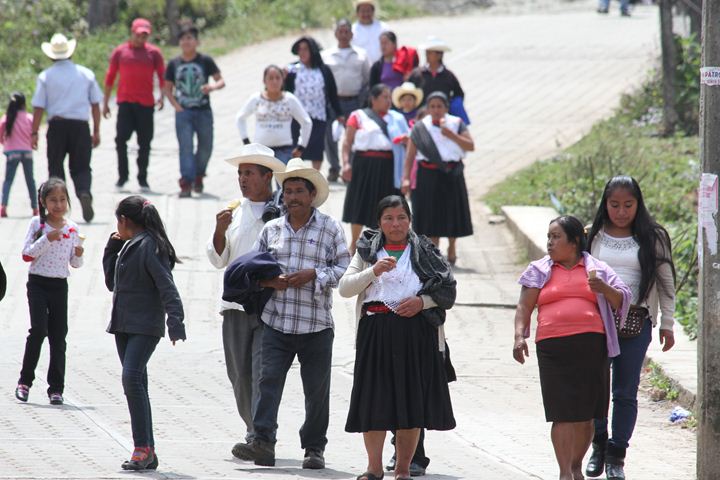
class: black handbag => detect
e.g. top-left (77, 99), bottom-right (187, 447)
top-left (614, 306), bottom-right (649, 338)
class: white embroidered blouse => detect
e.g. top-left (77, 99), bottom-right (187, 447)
top-left (22, 217), bottom-right (83, 278)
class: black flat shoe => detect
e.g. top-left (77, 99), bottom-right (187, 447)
top-left (585, 441), bottom-right (605, 477)
top-left (121, 448), bottom-right (155, 471)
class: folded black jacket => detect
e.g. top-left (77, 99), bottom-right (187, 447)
top-left (223, 251), bottom-right (282, 315)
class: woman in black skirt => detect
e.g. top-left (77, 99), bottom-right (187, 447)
top-left (513, 215), bottom-right (631, 480)
top-left (401, 91), bottom-right (473, 265)
top-left (342, 84), bottom-right (408, 253)
top-left (339, 195), bottom-right (456, 480)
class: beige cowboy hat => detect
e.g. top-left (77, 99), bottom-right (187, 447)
top-left (274, 158), bottom-right (330, 207)
top-left (354, 0), bottom-right (377, 8)
top-left (392, 82), bottom-right (424, 109)
top-left (421, 36), bottom-right (452, 53)
top-left (41, 34), bottom-right (77, 60)
top-left (225, 143), bottom-right (287, 172)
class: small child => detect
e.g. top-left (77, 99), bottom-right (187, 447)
top-left (392, 82), bottom-right (424, 127)
top-left (16, 178), bottom-right (83, 405)
top-left (103, 195), bottom-right (186, 471)
top-left (0, 92), bottom-right (38, 217)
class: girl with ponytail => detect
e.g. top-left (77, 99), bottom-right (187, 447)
top-left (102, 195), bottom-right (185, 471)
top-left (0, 92), bottom-right (37, 217)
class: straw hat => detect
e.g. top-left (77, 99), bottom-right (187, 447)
top-left (392, 82), bottom-right (424, 109)
top-left (41, 34), bottom-right (77, 60)
top-left (421, 36), bottom-right (452, 53)
top-left (225, 143), bottom-right (286, 172)
top-left (354, 0), bottom-right (377, 8)
top-left (274, 158), bottom-right (330, 207)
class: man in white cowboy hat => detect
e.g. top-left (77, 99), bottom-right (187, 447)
top-left (408, 36), bottom-right (465, 107)
top-left (206, 143), bottom-right (286, 457)
top-left (31, 33), bottom-right (103, 223)
top-left (235, 158), bottom-right (350, 470)
top-left (352, 0), bottom-right (390, 64)
top-left (322, 18), bottom-right (371, 182)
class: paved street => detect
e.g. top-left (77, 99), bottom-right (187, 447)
top-left (0, 1), bottom-right (695, 479)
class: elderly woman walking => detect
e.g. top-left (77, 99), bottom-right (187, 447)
top-left (513, 215), bottom-right (631, 480)
top-left (340, 195), bottom-right (456, 480)
top-left (401, 91), bottom-right (473, 265)
top-left (284, 36), bottom-right (342, 171)
top-left (342, 84), bottom-right (409, 252)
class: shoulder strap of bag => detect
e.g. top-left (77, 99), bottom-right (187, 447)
top-left (410, 121), bottom-right (444, 166)
top-left (363, 108), bottom-right (390, 140)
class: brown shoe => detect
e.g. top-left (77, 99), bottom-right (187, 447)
top-left (193, 175), bottom-right (204, 193)
top-left (179, 179), bottom-right (192, 198)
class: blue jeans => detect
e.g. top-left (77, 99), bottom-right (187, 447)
top-left (115, 333), bottom-right (160, 447)
top-left (594, 318), bottom-right (652, 450)
top-left (253, 326), bottom-right (333, 450)
top-left (272, 146), bottom-right (294, 165)
top-left (176, 108), bottom-right (214, 183)
top-left (3, 151), bottom-right (37, 208)
top-left (598, 0), bottom-right (629, 12)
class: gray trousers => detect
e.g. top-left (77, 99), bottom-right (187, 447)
top-left (222, 309), bottom-right (263, 442)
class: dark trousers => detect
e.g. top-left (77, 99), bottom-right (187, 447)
top-left (594, 318), bottom-right (653, 450)
top-left (324, 97), bottom-right (361, 172)
top-left (19, 274), bottom-right (68, 395)
top-left (46, 118), bottom-right (92, 197)
top-left (391, 428), bottom-right (430, 468)
top-left (253, 326), bottom-right (333, 450)
top-left (115, 333), bottom-right (160, 447)
top-left (116, 102), bottom-right (154, 185)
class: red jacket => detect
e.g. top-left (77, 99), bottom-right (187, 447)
top-left (393, 46), bottom-right (418, 76)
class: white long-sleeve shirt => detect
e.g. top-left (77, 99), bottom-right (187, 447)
top-left (22, 217), bottom-right (83, 278)
top-left (352, 20), bottom-right (390, 64)
top-left (236, 91), bottom-right (312, 148)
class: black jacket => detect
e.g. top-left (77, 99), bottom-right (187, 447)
top-left (223, 251), bottom-right (282, 315)
top-left (284, 63), bottom-right (342, 119)
top-left (103, 232), bottom-right (185, 340)
top-left (356, 229), bottom-right (457, 326)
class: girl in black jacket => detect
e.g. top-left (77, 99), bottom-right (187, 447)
top-left (103, 195), bottom-right (185, 471)
top-left (284, 36), bottom-right (342, 171)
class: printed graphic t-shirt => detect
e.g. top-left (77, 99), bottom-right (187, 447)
top-left (165, 53), bottom-right (220, 109)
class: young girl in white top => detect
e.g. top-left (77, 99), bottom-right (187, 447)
top-left (15, 178), bottom-right (83, 405)
top-left (585, 175), bottom-right (675, 480)
top-left (236, 65), bottom-right (312, 164)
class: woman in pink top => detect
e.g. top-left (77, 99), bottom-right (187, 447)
top-left (513, 215), bottom-right (631, 480)
top-left (0, 93), bottom-right (38, 217)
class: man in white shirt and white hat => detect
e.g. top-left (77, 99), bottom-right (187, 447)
top-left (206, 143), bottom-right (286, 459)
top-left (352, 0), bottom-right (390, 65)
top-left (31, 33), bottom-right (103, 223)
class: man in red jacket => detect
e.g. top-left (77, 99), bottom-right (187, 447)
top-left (103, 18), bottom-right (165, 192)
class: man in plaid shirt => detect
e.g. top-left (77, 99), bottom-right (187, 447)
top-left (235, 159), bottom-right (350, 469)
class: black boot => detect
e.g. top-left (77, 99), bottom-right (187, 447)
top-left (605, 444), bottom-right (626, 480)
top-left (585, 438), bottom-right (606, 478)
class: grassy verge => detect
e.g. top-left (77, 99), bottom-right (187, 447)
top-left (0, 0), bottom-right (421, 111)
top-left (484, 81), bottom-right (699, 339)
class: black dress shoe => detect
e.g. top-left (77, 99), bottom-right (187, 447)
top-left (232, 439), bottom-right (275, 466)
top-left (302, 448), bottom-right (325, 469)
top-left (606, 463), bottom-right (625, 480)
top-left (386, 453), bottom-right (396, 471)
top-left (585, 441), bottom-right (606, 477)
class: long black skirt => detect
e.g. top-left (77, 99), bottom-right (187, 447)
top-left (536, 332), bottom-right (609, 422)
top-left (342, 152), bottom-right (399, 228)
top-left (411, 163), bottom-right (473, 238)
top-left (345, 312), bottom-right (456, 432)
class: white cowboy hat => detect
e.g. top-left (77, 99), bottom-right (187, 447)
top-left (225, 143), bottom-right (287, 172)
top-left (421, 36), bottom-right (452, 53)
top-left (41, 34), bottom-right (77, 60)
top-left (392, 82), bottom-right (424, 109)
top-left (354, 0), bottom-right (377, 8)
top-left (274, 158), bottom-right (330, 207)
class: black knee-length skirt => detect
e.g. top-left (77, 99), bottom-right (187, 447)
top-left (536, 332), bottom-right (609, 422)
top-left (411, 163), bottom-right (473, 238)
top-left (342, 151), bottom-right (400, 228)
top-left (345, 311), bottom-right (456, 432)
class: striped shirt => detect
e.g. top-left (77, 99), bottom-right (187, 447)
top-left (256, 209), bottom-right (351, 334)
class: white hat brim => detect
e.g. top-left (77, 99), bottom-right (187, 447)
top-left (41, 39), bottom-right (77, 60)
top-left (421, 44), bottom-right (451, 53)
top-left (274, 165), bottom-right (330, 208)
top-left (392, 85), bottom-right (424, 109)
top-left (225, 154), bottom-right (287, 173)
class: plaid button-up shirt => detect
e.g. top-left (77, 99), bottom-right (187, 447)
top-left (256, 209), bottom-right (351, 334)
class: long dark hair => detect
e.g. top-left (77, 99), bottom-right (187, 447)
top-left (116, 195), bottom-right (180, 267)
top-left (291, 36), bottom-right (324, 69)
top-left (35, 177), bottom-right (71, 240)
top-left (550, 215), bottom-right (586, 256)
top-left (587, 175), bottom-right (675, 303)
top-left (5, 92), bottom-right (26, 137)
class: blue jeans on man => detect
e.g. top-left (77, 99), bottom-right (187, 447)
top-left (175, 108), bottom-right (214, 184)
top-left (598, 0), bottom-right (629, 14)
top-left (594, 318), bottom-right (653, 450)
top-left (3, 151), bottom-right (37, 209)
top-left (253, 326), bottom-right (334, 450)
